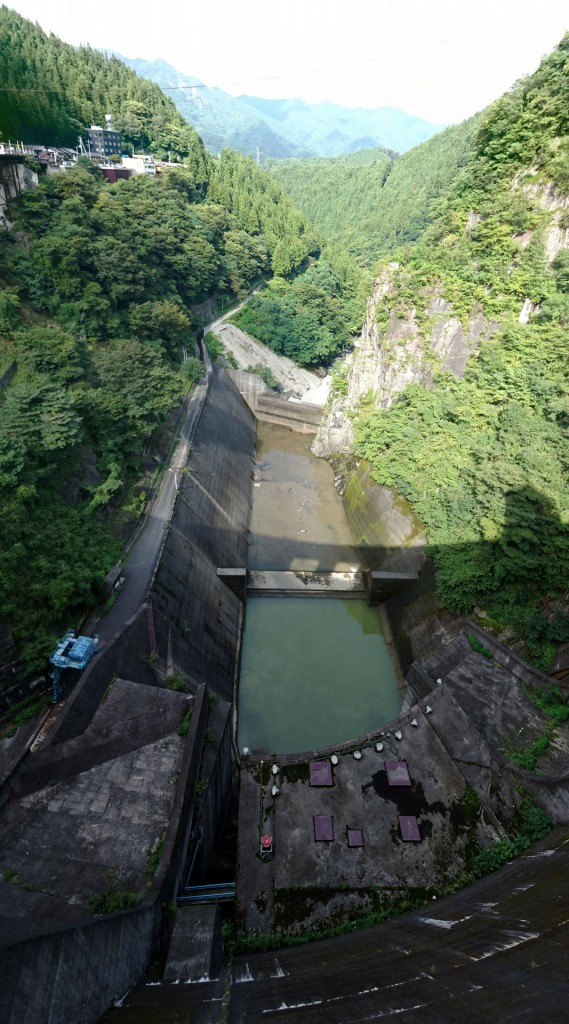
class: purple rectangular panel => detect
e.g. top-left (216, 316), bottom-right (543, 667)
top-left (310, 761), bottom-right (333, 786)
top-left (385, 760), bottom-right (411, 786)
top-left (314, 815), bottom-right (334, 841)
top-left (347, 829), bottom-right (364, 848)
top-left (399, 815), bottom-right (421, 842)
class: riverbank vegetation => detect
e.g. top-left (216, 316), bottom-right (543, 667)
top-left (230, 252), bottom-right (369, 366)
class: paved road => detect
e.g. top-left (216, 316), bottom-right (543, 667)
top-left (97, 298), bottom-right (252, 643)
top-left (204, 286), bottom-right (260, 338)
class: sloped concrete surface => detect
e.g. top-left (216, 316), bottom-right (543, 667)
top-left (102, 828), bottom-right (569, 1023)
top-left (0, 681), bottom-right (191, 937)
top-left (164, 905), bottom-right (224, 981)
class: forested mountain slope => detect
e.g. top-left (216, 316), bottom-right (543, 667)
top-left (0, 140), bottom-right (317, 666)
top-left (270, 119), bottom-right (480, 264)
top-left (320, 35), bottom-right (569, 667)
top-left (0, 7), bottom-right (208, 175)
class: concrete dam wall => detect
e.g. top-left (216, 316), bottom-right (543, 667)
top-left (0, 371), bottom-right (256, 1023)
top-left (52, 370), bottom-right (256, 745)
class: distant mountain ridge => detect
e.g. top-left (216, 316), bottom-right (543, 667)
top-left (115, 56), bottom-right (313, 159)
top-left (237, 95), bottom-right (447, 156)
top-left (115, 55), bottom-right (446, 159)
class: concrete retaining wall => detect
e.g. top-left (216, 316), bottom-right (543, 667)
top-left (342, 462), bottom-right (426, 574)
top-left (256, 395), bottom-right (322, 433)
top-left (227, 370), bottom-right (322, 433)
top-left (48, 370), bottom-right (254, 747)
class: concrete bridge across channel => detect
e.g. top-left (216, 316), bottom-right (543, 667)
top-left (218, 567), bottom-right (419, 604)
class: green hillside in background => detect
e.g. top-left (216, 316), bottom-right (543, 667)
top-left (110, 55), bottom-right (445, 160)
top-left (270, 119), bottom-right (481, 265)
top-left (237, 95), bottom-right (446, 156)
top-left (116, 57), bottom-right (313, 160)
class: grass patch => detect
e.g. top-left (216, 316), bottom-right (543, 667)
top-left (166, 673), bottom-right (185, 691)
top-left (205, 333), bottom-right (224, 362)
top-left (506, 730), bottom-right (552, 771)
top-left (468, 634), bottom-right (493, 658)
top-left (525, 684), bottom-right (569, 726)
top-left (0, 692), bottom-right (50, 739)
top-left (470, 796), bottom-right (551, 877)
top-left (178, 707), bottom-right (193, 737)
top-left (88, 870), bottom-right (142, 915)
top-left (145, 837), bottom-right (165, 878)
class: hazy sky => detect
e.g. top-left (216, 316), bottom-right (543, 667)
top-left (6, 0), bottom-right (568, 123)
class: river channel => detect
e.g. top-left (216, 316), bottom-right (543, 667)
top-left (239, 424), bottom-right (401, 755)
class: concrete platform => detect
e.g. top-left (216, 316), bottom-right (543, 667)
top-left (247, 571), bottom-right (365, 595)
top-left (236, 685), bottom-right (515, 935)
top-left (0, 680), bottom-right (191, 939)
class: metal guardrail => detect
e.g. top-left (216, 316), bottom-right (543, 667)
top-left (177, 881), bottom-right (236, 905)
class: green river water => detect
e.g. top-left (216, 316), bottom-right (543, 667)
top-left (238, 424), bottom-right (401, 755)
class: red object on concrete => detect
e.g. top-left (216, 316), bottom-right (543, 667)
top-left (261, 834), bottom-right (273, 849)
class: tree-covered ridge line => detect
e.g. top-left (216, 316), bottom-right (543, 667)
top-left (0, 149), bottom-right (316, 667)
top-left (269, 119), bottom-right (481, 266)
top-left (353, 35), bottom-right (569, 668)
top-left (0, 6), bottom-right (208, 179)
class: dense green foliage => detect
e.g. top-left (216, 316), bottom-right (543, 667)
top-left (268, 149), bottom-right (394, 255)
top-left (270, 120), bottom-right (480, 265)
top-left (208, 150), bottom-right (317, 276)
top-left (0, 6), bottom-right (208, 176)
top-left (232, 254), bottom-right (369, 366)
top-left (0, 144), bottom-right (313, 664)
top-left (355, 36), bottom-right (569, 666)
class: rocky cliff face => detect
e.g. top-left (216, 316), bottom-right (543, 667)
top-left (313, 266), bottom-right (489, 458)
top-left (313, 175), bottom-right (569, 461)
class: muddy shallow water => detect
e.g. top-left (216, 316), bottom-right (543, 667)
top-left (248, 423), bottom-right (357, 572)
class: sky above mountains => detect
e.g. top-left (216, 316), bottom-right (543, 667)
top-left (6, 0), bottom-right (568, 123)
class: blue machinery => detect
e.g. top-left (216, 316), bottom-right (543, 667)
top-left (49, 629), bottom-right (100, 703)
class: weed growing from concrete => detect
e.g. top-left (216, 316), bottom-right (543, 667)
top-left (166, 674), bottom-right (185, 691)
top-left (178, 707), bottom-right (193, 737)
top-left (88, 870), bottom-right (141, 914)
